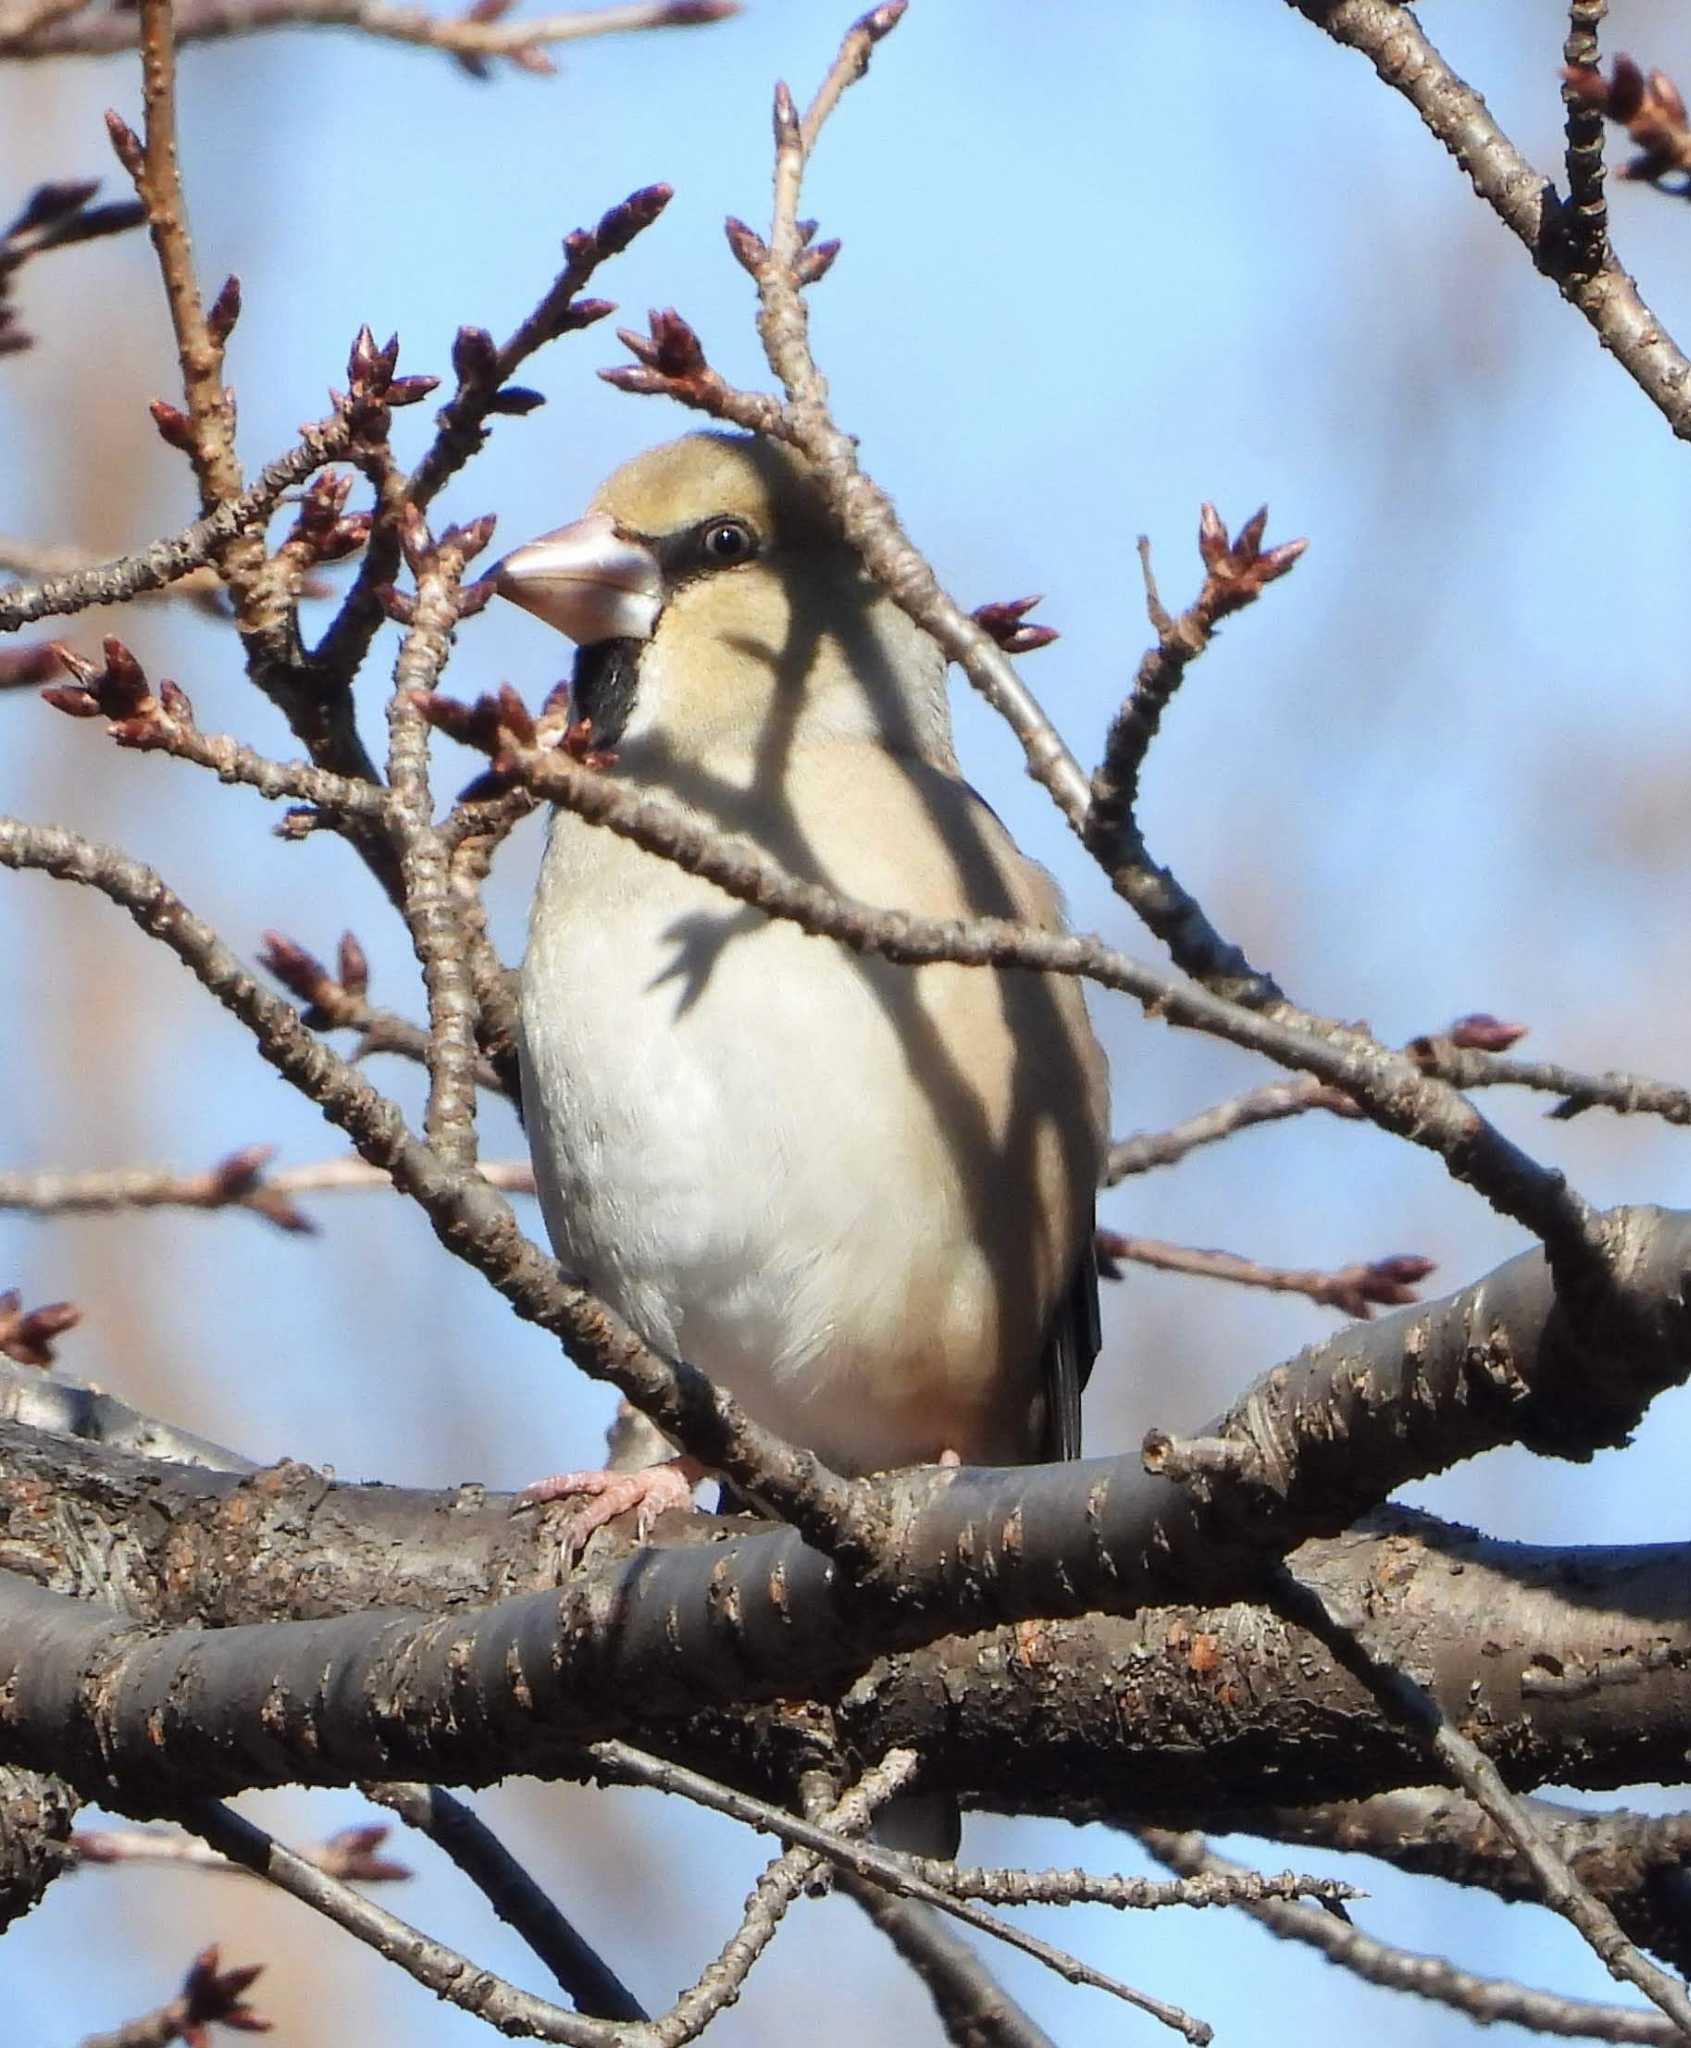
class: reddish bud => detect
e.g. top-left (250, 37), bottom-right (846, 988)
top-left (616, 307), bottom-right (707, 381)
top-left (1606, 54), bottom-right (1648, 122)
top-left (211, 1144), bottom-right (274, 1198)
top-left (40, 684), bottom-right (103, 718)
top-left (593, 183), bottom-right (673, 258)
top-left (385, 374), bottom-right (441, 408)
top-left (415, 682), bottom-right (536, 753)
top-left (597, 366), bottom-right (668, 396)
top-left (772, 80), bottom-right (800, 144)
top-left (207, 274), bottom-right (242, 347)
top-left (336, 931), bottom-right (369, 996)
top-left (259, 931), bottom-right (331, 1005)
top-left (484, 385), bottom-right (546, 415)
top-left (1369, 1254), bottom-right (1437, 1288)
top-left (795, 237), bottom-right (841, 286)
top-left (1310, 1252), bottom-right (1438, 1318)
top-left (8, 179), bottom-right (100, 233)
top-left (347, 323), bottom-right (379, 388)
top-left (1447, 1013), bottom-right (1529, 1052)
top-left (448, 511), bottom-right (499, 561)
top-left (724, 215), bottom-right (767, 275)
top-left (103, 110), bottom-right (144, 180)
top-left (158, 678), bottom-right (195, 724)
top-left (0, 643), bottom-right (61, 689)
top-left (321, 513), bottom-right (373, 561)
top-left (149, 398), bottom-right (197, 455)
top-left (178, 1946), bottom-right (270, 2042)
top-left (561, 297), bottom-right (616, 331)
top-left (1651, 65), bottom-right (1688, 129)
top-left (972, 594), bottom-right (1059, 654)
top-left (316, 1824), bottom-right (412, 1883)
top-left (0, 1289), bottom-right (82, 1369)
top-left (452, 325), bottom-right (499, 386)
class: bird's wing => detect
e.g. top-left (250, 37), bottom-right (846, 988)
top-left (1042, 1216), bottom-right (1102, 1462)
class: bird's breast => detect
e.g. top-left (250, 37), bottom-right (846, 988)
top-left (518, 761), bottom-right (1103, 1474)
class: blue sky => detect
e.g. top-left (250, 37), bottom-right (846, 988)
top-left (6, 1), bottom-right (1691, 2040)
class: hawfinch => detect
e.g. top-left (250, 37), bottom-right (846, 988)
top-left (492, 432), bottom-right (1108, 1532)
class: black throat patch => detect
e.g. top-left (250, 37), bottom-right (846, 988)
top-left (571, 637), bottom-right (643, 749)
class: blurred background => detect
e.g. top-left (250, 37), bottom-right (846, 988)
top-left (4, 0), bottom-right (1691, 2038)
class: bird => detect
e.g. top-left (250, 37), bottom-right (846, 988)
top-left (489, 430), bottom-right (1108, 1545)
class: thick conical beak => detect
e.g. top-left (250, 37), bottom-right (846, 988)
top-left (489, 510), bottom-right (663, 644)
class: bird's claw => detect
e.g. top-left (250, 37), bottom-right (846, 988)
top-left (514, 1457), bottom-right (701, 1566)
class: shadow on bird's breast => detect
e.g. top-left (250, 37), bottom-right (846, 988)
top-left (648, 905), bottom-right (765, 1017)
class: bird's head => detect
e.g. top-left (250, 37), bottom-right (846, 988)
top-left (488, 432), bottom-right (950, 766)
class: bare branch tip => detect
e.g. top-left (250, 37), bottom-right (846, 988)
top-left (773, 80), bottom-right (800, 141)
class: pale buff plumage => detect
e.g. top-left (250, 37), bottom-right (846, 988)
top-left (499, 432), bottom-right (1108, 1484)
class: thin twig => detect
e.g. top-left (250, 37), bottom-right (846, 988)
top-left (796, 1762), bottom-right (1060, 2048)
top-left (1084, 514), bottom-right (1303, 1008)
top-left (43, 636), bottom-right (390, 816)
top-left (129, 0), bottom-right (247, 524)
top-left (1562, 0), bottom-right (1611, 272)
top-left (1105, 1040), bottom-right (1691, 1182)
top-left (643, 1751), bottom-right (919, 2048)
top-left (0, 414), bottom-right (354, 633)
top-left (5, 0), bottom-right (738, 63)
top-left (1141, 1829), bottom-right (1682, 2047)
top-left (1268, 1565), bottom-right (1691, 2039)
top-left (1293, 0), bottom-right (1691, 440)
top-left (746, 16), bottom-right (1095, 834)
top-left (179, 1799), bottom-right (626, 2046)
top-left (73, 1819), bottom-right (409, 1882)
top-left (0, 538), bottom-right (225, 618)
top-left (837, 1877), bottom-right (1060, 2048)
top-left (1105, 1074), bottom-right (1352, 1180)
top-left (591, 1742), bottom-right (1211, 2042)
top-left (1098, 1231), bottom-right (1433, 1319)
top-left (384, 518), bottom-right (491, 1168)
top-left (364, 1783), bottom-right (644, 2021)
top-left (0, 1153), bottom-right (535, 1230)
top-left (450, 827), bottom-right (527, 1098)
top-left (312, 181), bottom-right (671, 741)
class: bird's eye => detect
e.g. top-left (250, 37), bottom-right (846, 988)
top-left (699, 518), bottom-right (755, 565)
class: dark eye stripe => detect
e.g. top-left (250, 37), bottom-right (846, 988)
top-left (649, 516), bottom-right (762, 584)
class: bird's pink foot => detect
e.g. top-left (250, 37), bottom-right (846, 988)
top-left (515, 1455), bottom-right (704, 1560)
